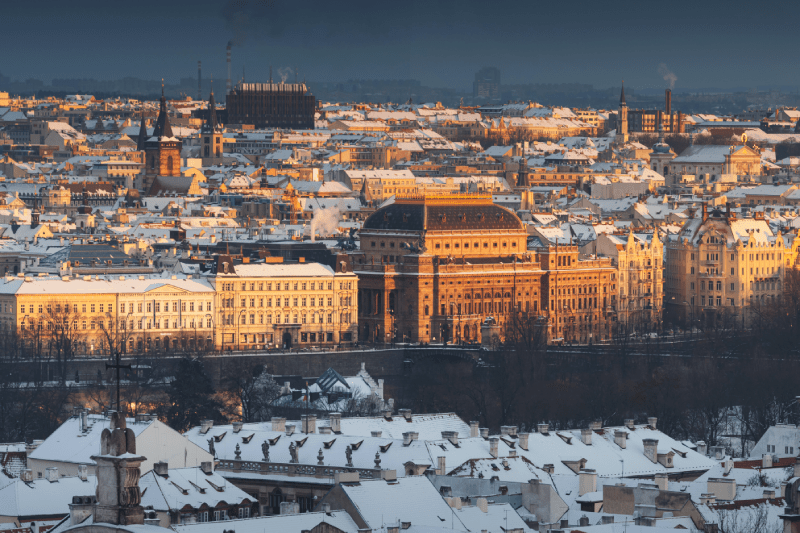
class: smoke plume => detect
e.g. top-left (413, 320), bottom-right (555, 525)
top-left (277, 66), bottom-right (293, 84)
top-left (308, 205), bottom-right (341, 241)
top-left (657, 63), bottom-right (677, 89)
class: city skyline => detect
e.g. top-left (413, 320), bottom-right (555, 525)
top-left (3, 0), bottom-right (799, 92)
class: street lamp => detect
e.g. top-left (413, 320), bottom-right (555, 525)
top-left (205, 313), bottom-right (215, 352)
top-left (236, 309), bottom-right (247, 352)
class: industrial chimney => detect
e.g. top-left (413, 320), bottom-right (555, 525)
top-left (197, 61), bottom-right (202, 101)
top-left (226, 42), bottom-right (232, 95)
top-left (665, 89), bottom-right (672, 116)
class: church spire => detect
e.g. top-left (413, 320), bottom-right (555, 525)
top-left (203, 78), bottom-right (218, 133)
top-left (619, 80), bottom-right (627, 106)
top-left (152, 79), bottom-right (174, 139)
top-left (136, 110), bottom-right (147, 151)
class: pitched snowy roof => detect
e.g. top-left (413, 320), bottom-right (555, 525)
top-left (340, 476), bottom-right (468, 530)
top-left (172, 510), bottom-right (359, 533)
top-left (0, 475), bottom-right (98, 519)
top-left (27, 414), bottom-right (152, 466)
top-left (140, 466), bottom-right (252, 512)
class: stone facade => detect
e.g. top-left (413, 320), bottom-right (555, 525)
top-left (355, 194), bottom-right (541, 344)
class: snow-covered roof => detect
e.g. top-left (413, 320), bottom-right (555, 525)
top-left (140, 466), bottom-right (252, 512)
top-left (172, 510), bottom-right (358, 533)
top-left (227, 262), bottom-right (336, 278)
top-left (339, 476), bottom-right (468, 530)
top-left (0, 475), bottom-right (98, 519)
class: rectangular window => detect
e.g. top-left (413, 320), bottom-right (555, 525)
top-left (190, 302), bottom-right (195, 312)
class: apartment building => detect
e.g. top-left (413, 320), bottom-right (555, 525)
top-left (0, 275), bottom-right (215, 354)
top-left (537, 245), bottom-right (617, 344)
top-left (664, 205), bottom-right (798, 326)
top-left (597, 232), bottom-right (664, 332)
top-left (211, 258), bottom-right (358, 350)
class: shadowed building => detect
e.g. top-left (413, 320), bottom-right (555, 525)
top-left (226, 82), bottom-right (316, 129)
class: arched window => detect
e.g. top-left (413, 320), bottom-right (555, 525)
top-left (167, 155), bottom-right (174, 174)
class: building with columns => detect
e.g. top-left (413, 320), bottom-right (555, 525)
top-left (354, 193), bottom-right (542, 344)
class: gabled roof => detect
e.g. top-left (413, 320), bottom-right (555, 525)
top-left (339, 476), bottom-right (468, 530)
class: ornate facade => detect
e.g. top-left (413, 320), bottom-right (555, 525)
top-left (664, 205), bottom-right (799, 327)
top-left (355, 194), bottom-right (542, 344)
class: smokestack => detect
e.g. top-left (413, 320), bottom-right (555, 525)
top-left (198, 61), bottom-right (202, 101)
top-left (665, 89), bottom-right (672, 116)
top-left (226, 42), bottom-right (232, 95)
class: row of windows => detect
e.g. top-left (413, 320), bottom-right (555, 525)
top-left (222, 297), bottom-right (340, 308)
top-left (221, 313), bottom-right (345, 325)
top-left (222, 281), bottom-right (341, 291)
top-left (16, 301), bottom-right (212, 315)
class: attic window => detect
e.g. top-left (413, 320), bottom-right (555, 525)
top-left (296, 437), bottom-right (308, 448)
top-left (380, 442), bottom-right (392, 453)
top-left (268, 435), bottom-right (281, 446)
top-left (323, 439), bottom-right (336, 449)
top-left (213, 431), bottom-right (227, 442)
top-left (350, 440), bottom-right (364, 451)
top-left (170, 481), bottom-right (189, 495)
top-left (205, 478), bottom-right (225, 492)
top-left (557, 433), bottom-right (573, 445)
top-left (242, 433), bottom-right (255, 444)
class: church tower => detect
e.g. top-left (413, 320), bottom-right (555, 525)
top-left (143, 85), bottom-right (182, 193)
top-left (201, 85), bottom-right (223, 166)
top-left (618, 81), bottom-right (629, 144)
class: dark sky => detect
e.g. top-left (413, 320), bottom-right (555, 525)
top-left (3, 0), bottom-right (798, 91)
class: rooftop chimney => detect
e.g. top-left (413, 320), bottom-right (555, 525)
top-left (232, 421), bottom-right (243, 433)
top-left (647, 417), bottom-right (657, 430)
top-left (470, 421), bottom-right (480, 438)
top-left (271, 417), bottom-right (286, 432)
top-left (78, 464), bottom-right (87, 482)
top-left (654, 473), bottom-right (668, 491)
top-left (402, 432), bottom-right (418, 446)
top-left (578, 469), bottom-right (597, 496)
top-left (489, 437), bottom-right (499, 458)
top-left (537, 423), bottom-right (549, 435)
top-left (301, 414), bottom-right (316, 434)
top-left (285, 424), bottom-right (295, 436)
top-left (614, 430), bottom-right (628, 449)
top-left (480, 428), bottom-right (489, 439)
top-left (518, 432), bottom-right (529, 451)
top-left (442, 431), bottom-right (459, 446)
top-left (46, 467), bottom-right (59, 482)
top-left (437, 456), bottom-right (446, 476)
top-left (762, 453), bottom-right (773, 469)
top-left (589, 421), bottom-right (602, 431)
top-left (200, 420), bottom-right (213, 434)
top-left (154, 462), bottom-right (168, 477)
top-left (200, 462), bottom-right (213, 475)
top-left (581, 428), bottom-right (592, 446)
top-left (624, 419), bottom-right (635, 429)
top-left (643, 439), bottom-right (658, 463)
top-left (399, 408), bottom-right (412, 421)
top-left (696, 441), bottom-right (707, 456)
top-left (329, 413), bottom-right (342, 433)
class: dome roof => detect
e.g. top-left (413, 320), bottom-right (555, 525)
top-left (362, 196), bottom-right (524, 232)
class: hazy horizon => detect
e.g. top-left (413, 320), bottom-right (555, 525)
top-left (3, 0), bottom-right (798, 93)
